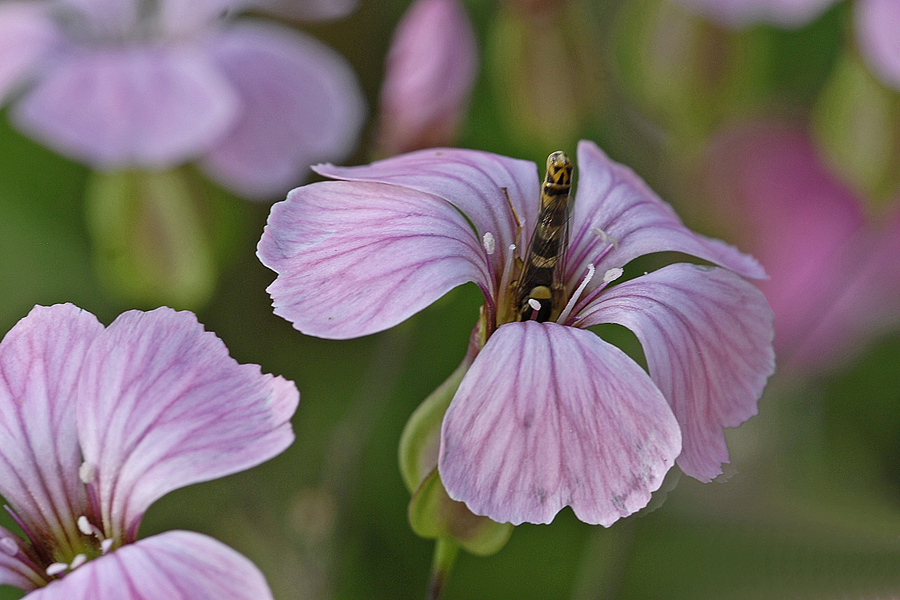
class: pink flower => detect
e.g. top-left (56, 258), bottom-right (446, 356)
top-left (375, 0), bottom-right (479, 155)
top-left (0, 303), bottom-right (298, 598)
top-left (670, 0), bottom-right (900, 90)
top-left (0, 0), bottom-right (365, 199)
top-left (258, 141), bottom-right (774, 525)
top-left (701, 121), bottom-right (900, 372)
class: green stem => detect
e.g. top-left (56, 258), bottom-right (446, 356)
top-left (425, 537), bottom-right (459, 600)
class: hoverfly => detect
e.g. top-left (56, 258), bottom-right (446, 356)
top-left (513, 151), bottom-right (573, 323)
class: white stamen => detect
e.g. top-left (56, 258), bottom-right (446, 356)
top-left (527, 298), bottom-right (541, 311)
top-left (69, 554), bottom-right (87, 570)
top-left (46, 563), bottom-right (68, 576)
top-left (0, 537), bottom-right (18, 556)
top-left (603, 267), bottom-right (624, 283)
top-left (78, 462), bottom-right (95, 484)
top-left (101, 538), bottom-right (114, 554)
top-left (483, 232), bottom-right (496, 255)
top-left (77, 516), bottom-right (94, 536)
top-left (557, 264), bottom-right (595, 325)
top-left (592, 227), bottom-right (619, 248)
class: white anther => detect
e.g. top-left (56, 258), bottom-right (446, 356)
top-left (77, 516), bottom-right (92, 536)
top-left (592, 227), bottom-right (619, 248)
top-left (69, 554), bottom-right (87, 570)
top-left (483, 232), bottom-right (496, 255)
top-left (101, 538), bottom-right (114, 554)
top-left (603, 267), bottom-right (623, 283)
top-left (527, 298), bottom-right (541, 311)
top-left (78, 462), bottom-right (95, 484)
top-left (46, 563), bottom-right (68, 576)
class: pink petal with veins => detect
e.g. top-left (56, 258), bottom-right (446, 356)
top-left (439, 321), bottom-right (681, 525)
top-left (75, 308), bottom-right (297, 541)
top-left (258, 180), bottom-right (489, 338)
top-left (581, 264), bottom-right (774, 481)
top-left (26, 531), bottom-right (274, 600)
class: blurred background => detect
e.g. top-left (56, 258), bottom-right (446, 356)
top-left (1, 0), bottom-right (900, 598)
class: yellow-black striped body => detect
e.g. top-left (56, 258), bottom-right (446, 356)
top-left (514, 151), bottom-right (572, 322)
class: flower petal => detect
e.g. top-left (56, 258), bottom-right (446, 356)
top-left (75, 308), bottom-right (298, 541)
top-left (439, 321), bottom-right (681, 526)
top-left (0, 2), bottom-right (60, 104)
top-left (855, 0), bottom-right (900, 90)
top-left (55, 0), bottom-right (141, 37)
top-left (25, 531), bottom-right (274, 600)
top-left (580, 264), bottom-right (775, 481)
top-left (199, 22), bottom-right (365, 199)
top-left (0, 304), bottom-right (101, 545)
top-left (315, 147), bottom-right (540, 254)
top-left (258, 180), bottom-right (489, 338)
top-left (376, 0), bottom-right (479, 154)
top-left (159, 0), bottom-right (251, 36)
top-left (566, 141), bottom-right (765, 291)
top-left (13, 45), bottom-right (239, 168)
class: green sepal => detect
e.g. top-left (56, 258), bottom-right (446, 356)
top-left (85, 168), bottom-right (216, 309)
top-left (409, 469), bottom-right (514, 557)
top-left (399, 359), bottom-right (469, 494)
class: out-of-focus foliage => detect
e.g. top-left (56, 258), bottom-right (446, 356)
top-left (1, 0), bottom-right (899, 599)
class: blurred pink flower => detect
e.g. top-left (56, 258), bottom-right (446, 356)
top-left (702, 121), bottom-right (900, 372)
top-left (258, 141), bottom-right (774, 525)
top-left (671, 0), bottom-right (900, 90)
top-left (0, 303), bottom-right (298, 599)
top-left (0, 0), bottom-right (365, 199)
top-left (376, 0), bottom-right (478, 155)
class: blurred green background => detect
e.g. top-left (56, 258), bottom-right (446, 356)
top-left (2, 0), bottom-right (900, 598)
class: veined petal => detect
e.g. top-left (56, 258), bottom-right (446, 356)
top-left (199, 22), bottom-right (365, 199)
top-left (439, 321), bottom-right (681, 526)
top-left (54, 0), bottom-right (141, 37)
top-left (855, 0), bottom-right (900, 89)
top-left (0, 304), bottom-right (100, 546)
top-left (75, 308), bottom-right (298, 541)
top-left (566, 140), bottom-right (765, 292)
top-left (315, 147), bottom-right (539, 254)
top-left (580, 264), bottom-right (775, 481)
top-left (13, 45), bottom-right (239, 169)
top-left (25, 531), bottom-right (274, 600)
top-left (0, 2), bottom-right (61, 104)
top-left (258, 181), bottom-right (489, 338)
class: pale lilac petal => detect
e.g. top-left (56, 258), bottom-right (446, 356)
top-left (580, 264), bottom-right (774, 481)
top-left (26, 531), bottom-right (274, 600)
top-left (439, 321), bottom-right (681, 526)
top-left (256, 0), bottom-right (359, 22)
top-left (0, 304), bottom-right (101, 543)
top-left (566, 140), bottom-right (765, 292)
top-left (258, 181), bottom-right (488, 338)
top-left (672, 0), bottom-right (839, 27)
top-left (0, 2), bottom-right (61, 104)
top-left (376, 0), bottom-right (478, 154)
top-left (856, 0), bottom-right (900, 89)
top-left (316, 148), bottom-right (539, 254)
top-left (13, 45), bottom-right (239, 168)
top-left (75, 308), bottom-right (298, 541)
top-left (199, 22), bottom-right (365, 199)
